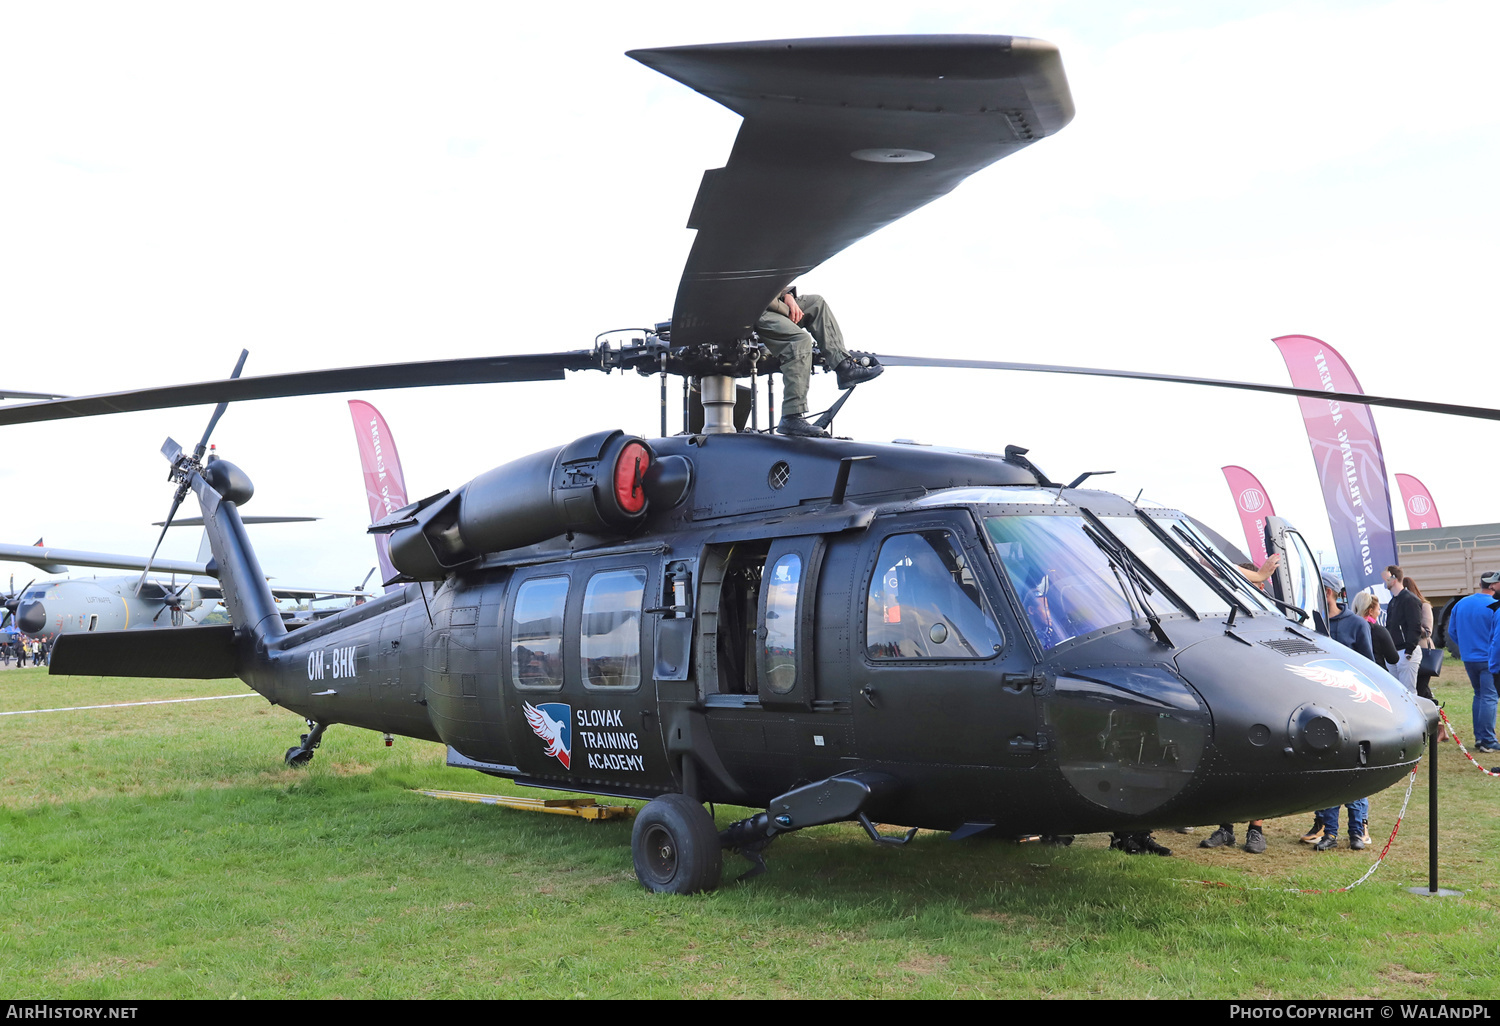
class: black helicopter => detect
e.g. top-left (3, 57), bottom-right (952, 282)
top-left (8, 35), bottom-right (1483, 894)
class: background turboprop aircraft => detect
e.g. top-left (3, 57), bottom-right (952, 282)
top-left (0, 399), bottom-right (410, 641)
top-left (0, 538), bottom-right (372, 639)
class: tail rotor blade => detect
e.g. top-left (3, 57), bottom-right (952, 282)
top-left (141, 352), bottom-right (248, 597)
top-left (136, 494), bottom-right (186, 595)
top-left (195, 349), bottom-right (249, 458)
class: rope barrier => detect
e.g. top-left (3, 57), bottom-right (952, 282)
top-left (1436, 709), bottom-right (1500, 777)
top-left (1176, 704), bottom-right (1500, 896)
top-left (1175, 755), bottom-right (1422, 894)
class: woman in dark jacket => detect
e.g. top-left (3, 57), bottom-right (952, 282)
top-left (1354, 593), bottom-right (1400, 671)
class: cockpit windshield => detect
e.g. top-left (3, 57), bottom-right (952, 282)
top-left (983, 516), bottom-right (1139, 650)
top-left (984, 512), bottom-right (1281, 650)
top-left (1157, 516), bottom-right (1282, 614)
top-left (1095, 516), bottom-right (1232, 617)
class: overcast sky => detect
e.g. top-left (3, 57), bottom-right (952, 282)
top-left (1, 0), bottom-right (1495, 595)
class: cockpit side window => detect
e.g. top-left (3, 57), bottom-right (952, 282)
top-left (866, 531), bottom-right (1003, 660)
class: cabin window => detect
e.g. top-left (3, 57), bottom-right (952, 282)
top-left (763, 554), bottom-right (801, 693)
top-left (512, 576), bottom-right (568, 688)
top-left (582, 568), bottom-right (646, 689)
top-left (866, 531), bottom-right (1002, 660)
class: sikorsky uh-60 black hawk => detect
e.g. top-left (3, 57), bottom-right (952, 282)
top-left (9, 35), bottom-right (1483, 894)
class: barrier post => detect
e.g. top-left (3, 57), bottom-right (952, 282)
top-left (1409, 725), bottom-right (1462, 898)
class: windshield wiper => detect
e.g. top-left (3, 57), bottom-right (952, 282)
top-left (1170, 524), bottom-right (1309, 624)
top-left (1084, 524), bottom-right (1173, 648)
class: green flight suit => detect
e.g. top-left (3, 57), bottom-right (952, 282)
top-left (755, 293), bottom-right (851, 417)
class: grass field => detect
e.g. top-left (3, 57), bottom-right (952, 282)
top-left (3, 662), bottom-right (1499, 999)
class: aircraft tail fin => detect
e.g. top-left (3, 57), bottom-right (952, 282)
top-left (348, 400), bottom-right (409, 591)
top-left (187, 465), bottom-right (286, 652)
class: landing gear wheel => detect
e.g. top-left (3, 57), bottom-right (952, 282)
top-left (283, 723), bottom-right (326, 768)
top-left (631, 794), bottom-right (722, 894)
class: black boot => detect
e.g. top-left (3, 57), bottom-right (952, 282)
top-left (1199, 825), bottom-right (1235, 848)
top-left (834, 354), bottom-right (884, 390)
top-left (777, 414), bottom-right (828, 438)
top-left (1110, 831), bottom-right (1172, 856)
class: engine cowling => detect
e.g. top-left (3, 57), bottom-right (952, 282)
top-left (384, 430), bottom-right (691, 581)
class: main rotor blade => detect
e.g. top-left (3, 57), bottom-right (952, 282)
top-left (631, 36), bottom-right (1073, 345)
top-left (878, 355), bottom-right (1500, 422)
top-left (0, 351), bottom-right (604, 428)
top-left (155, 516), bottom-right (320, 527)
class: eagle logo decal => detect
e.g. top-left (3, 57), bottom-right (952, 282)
top-left (524, 701), bottom-right (572, 769)
top-left (1285, 659), bottom-right (1393, 713)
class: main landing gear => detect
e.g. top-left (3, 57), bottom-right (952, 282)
top-left (631, 794), bottom-right (723, 894)
top-left (284, 719), bottom-right (328, 767)
top-left (630, 771), bottom-right (909, 894)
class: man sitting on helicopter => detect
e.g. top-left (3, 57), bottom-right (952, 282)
top-left (757, 287), bottom-right (883, 437)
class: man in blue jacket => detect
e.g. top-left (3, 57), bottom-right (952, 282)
top-left (1323, 571), bottom-right (1374, 660)
top-left (1449, 570), bottom-right (1500, 753)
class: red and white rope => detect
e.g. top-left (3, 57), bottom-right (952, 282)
top-left (1175, 755), bottom-right (1421, 894)
top-left (1437, 709), bottom-right (1500, 777)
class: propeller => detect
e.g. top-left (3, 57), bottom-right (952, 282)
top-left (151, 576), bottom-right (195, 624)
top-left (136, 350), bottom-right (249, 595)
top-left (0, 578), bottom-right (35, 630)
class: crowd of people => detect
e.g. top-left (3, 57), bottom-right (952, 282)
top-left (0, 635), bottom-right (51, 667)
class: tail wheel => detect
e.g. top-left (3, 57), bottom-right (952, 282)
top-left (631, 794), bottom-right (722, 894)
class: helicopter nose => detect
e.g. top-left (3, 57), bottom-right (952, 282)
top-left (1172, 630), bottom-right (1429, 818)
top-left (16, 601), bottom-right (46, 635)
